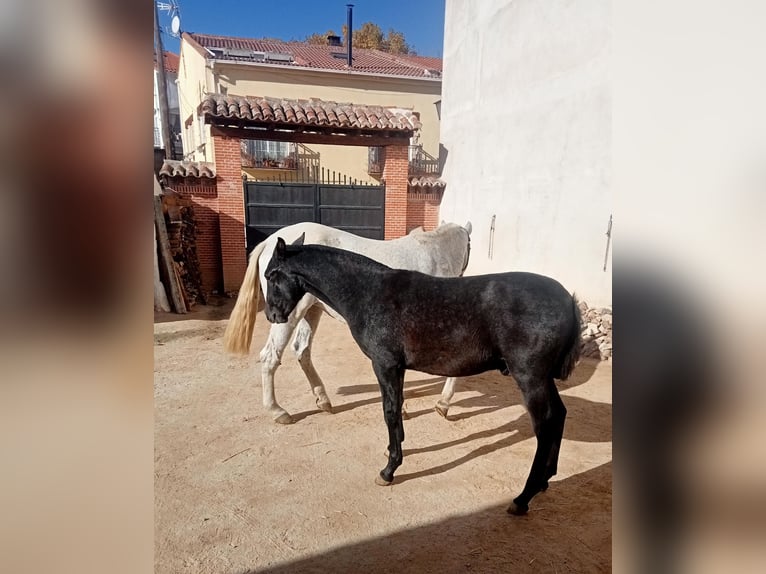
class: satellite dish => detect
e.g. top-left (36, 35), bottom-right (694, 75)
top-left (171, 14), bottom-right (181, 35)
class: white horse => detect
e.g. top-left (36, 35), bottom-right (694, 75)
top-left (223, 221), bottom-right (472, 424)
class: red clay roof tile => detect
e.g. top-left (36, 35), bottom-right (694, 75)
top-left (160, 160), bottom-right (216, 179)
top-left (154, 51), bottom-right (180, 74)
top-left (408, 176), bottom-right (446, 188)
top-left (199, 93), bottom-right (421, 132)
top-left (186, 33), bottom-right (441, 79)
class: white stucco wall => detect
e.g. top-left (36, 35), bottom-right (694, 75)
top-left (439, 0), bottom-right (611, 306)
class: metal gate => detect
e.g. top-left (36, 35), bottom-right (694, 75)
top-left (244, 181), bottom-right (385, 251)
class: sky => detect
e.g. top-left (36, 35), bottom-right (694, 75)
top-left (157, 0), bottom-right (446, 57)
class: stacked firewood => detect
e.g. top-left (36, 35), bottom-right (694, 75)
top-left (161, 191), bottom-right (206, 307)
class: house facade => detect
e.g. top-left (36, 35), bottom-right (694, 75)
top-left (177, 33), bottom-right (443, 194)
top-left (438, 0), bottom-right (611, 307)
top-left (162, 33), bottom-right (445, 294)
top-left (153, 51), bottom-right (183, 159)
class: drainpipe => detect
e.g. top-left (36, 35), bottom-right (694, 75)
top-left (346, 4), bottom-right (354, 67)
top-left (154, 1), bottom-right (173, 158)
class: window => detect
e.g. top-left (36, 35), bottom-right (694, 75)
top-left (368, 146), bottom-right (383, 174)
top-left (242, 140), bottom-right (297, 169)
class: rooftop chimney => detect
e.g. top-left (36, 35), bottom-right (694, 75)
top-left (346, 4), bottom-right (354, 67)
top-left (327, 35), bottom-right (342, 47)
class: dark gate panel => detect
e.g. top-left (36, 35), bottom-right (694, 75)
top-left (318, 185), bottom-right (385, 239)
top-left (244, 181), bottom-right (385, 251)
top-left (244, 182), bottom-right (316, 248)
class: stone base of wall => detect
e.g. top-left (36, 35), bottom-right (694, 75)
top-left (578, 301), bottom-right (612, 361)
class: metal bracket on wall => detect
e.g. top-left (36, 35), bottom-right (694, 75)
top-left (603, 214), bottom-right (612, 272)
top-left (488, 214), bottom-right (496, 259)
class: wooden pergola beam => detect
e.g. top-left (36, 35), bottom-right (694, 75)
top-left (210, 125), bottom-right (411, 147)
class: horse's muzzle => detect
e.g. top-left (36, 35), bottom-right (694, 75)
top-left (266, 308), bottom-right (288, 324)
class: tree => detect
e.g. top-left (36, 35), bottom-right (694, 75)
top-left (382, 29), bottom-right (410, 55)
top-left (345, 22), bottom-right (385, 50)
top-left (305, 22), bottom-right (411, 54)
top-left (305, 30), bottom-right (339, 45)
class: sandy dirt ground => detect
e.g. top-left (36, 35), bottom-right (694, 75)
top-left (155, 299), bottom-right (612, 573)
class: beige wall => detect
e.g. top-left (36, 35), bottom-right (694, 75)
top-left (177, 40), bottom-right (441, 179)
top-left (177, 41), bottom-right (214, 162)
top-left (439, 0), bottom-right (611, 307)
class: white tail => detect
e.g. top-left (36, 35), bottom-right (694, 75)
top-left (222, 240), bottom-right (268, 355)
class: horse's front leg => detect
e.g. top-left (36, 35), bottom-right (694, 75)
top-left (258, 297), bottom-right (313, 424)
top-left (435, 377), bottom-right (459, 418)
top-left (292, 305), bottom-right (332, 413)
top-left (259, 323), bottom-right (297, 424)
top-left (372, 363), bottom-right (405, 486)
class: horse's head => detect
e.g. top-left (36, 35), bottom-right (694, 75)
top-left (264, 234), bottom-right (306, 323)
top-left (429, 221), bottom-right (472, 277)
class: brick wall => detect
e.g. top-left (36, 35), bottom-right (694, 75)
top-left (162, 178), bottom-right (222, 294)
top-left (406, 189), bottom-right (443, 233)
top-left (212, 133), bottom-right (248, 291)
top-left (191, 194), bottom-right (222, 293)
top-left (382, 145), bottom-right (408, 239)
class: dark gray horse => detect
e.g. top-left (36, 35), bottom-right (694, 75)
top-left (264, 237), bottom-right (581, 515)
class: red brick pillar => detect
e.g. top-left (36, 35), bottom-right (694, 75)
top-left (212, 132), bottom-right (247, 291)
top-left (382, 144), bottom-right (408, 239)
top-left (190, 193), bottom-right (223, 293)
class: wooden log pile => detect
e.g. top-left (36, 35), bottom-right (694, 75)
top-left (160, 190), bottom-right (206, 308)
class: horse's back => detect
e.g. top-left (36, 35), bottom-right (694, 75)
top-left (387, 271), bottom-right (577, 376)
top-left (260, 222), bottom-right (457, 276)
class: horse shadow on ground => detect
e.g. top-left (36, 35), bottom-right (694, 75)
top-left (292, 360), bottom-right (610, 485)
top-left (238, 461), bottom-right (612, 574)
top-left (394, 398), bottom-right (610, 485)
top-left (332, 357), bottom-right (601, 420)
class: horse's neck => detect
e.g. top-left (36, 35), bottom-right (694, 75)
top-left (295, 251), bottom-right (380, 320)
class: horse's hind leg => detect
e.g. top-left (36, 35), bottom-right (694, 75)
top-left (435, 377), bottom-right (459, 418)
top-left (507, 375), bottom-right (566, 515)
top-left (292, 305), bottom-right (332, 413)
top-left (542, 383), bottom-right (567, 491)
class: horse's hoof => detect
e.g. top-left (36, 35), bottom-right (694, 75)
top-left (274, 412), bottom-right (294, 425)
top-left (506, 502), bottom-right (529, 516)
top-left (374, 475), bottom-right (393, 486)
top-left (434, 402), bottom-right (449, 419)
top-left (317, 400), bottom-right (333, 414)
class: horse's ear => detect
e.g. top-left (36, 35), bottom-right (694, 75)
top-left (440, 219), bottom-right (446, 226)
top-left (291, 232), bottom-right (306, 246)
top-left (274, 237), bottom-right (287, 259)
top-left (464, 221), bottom-right (472, 236)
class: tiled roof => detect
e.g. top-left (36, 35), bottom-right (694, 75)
top-left (159, 160), bottom-right (216, 179)
top-left (186, 33), bottom-right (442, 79)
top-left (199, 93), bottom-right (421, 132)
top-left (408, 176), bottom-right (446, 188)
top-left (154, 51), bottom-right (180, 73)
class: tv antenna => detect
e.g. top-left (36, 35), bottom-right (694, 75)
top-left (157, 1), bottom-right (182, 37)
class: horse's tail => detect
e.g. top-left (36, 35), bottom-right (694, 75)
top-left (222, 239), bottom-right (268, 356)
top-left (555, 293), bottom-right (583, 380)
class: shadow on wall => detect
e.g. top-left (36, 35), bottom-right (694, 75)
top-left (439, 143), bottom-right (449, 175)
top-left (240, 461), bottom-right (612, 573)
